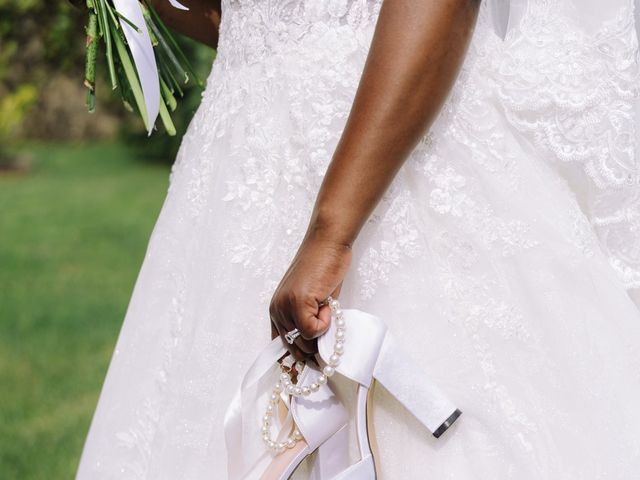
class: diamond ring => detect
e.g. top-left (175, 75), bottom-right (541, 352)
top-left (284, 328), bottom-right (301, 344)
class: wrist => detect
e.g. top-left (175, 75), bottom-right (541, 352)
top-left (305, 207), bottom-right (358, 249)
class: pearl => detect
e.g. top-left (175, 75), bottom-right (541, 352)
top-left (260, 296), bottom-right (347, 453)
top-left (323, 365), bottom-right (335, 377)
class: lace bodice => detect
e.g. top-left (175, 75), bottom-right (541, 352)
top-left (216, 0), bottom-right (382, 69)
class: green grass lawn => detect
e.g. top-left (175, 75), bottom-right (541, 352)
top-left (0, 143), bottom-right (170, 479)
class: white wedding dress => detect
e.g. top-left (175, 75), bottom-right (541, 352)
top-left (77, 1), bottom-right (640, 478)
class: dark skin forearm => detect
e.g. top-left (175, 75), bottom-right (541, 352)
top-left (270, 0), bottom-right (481, 359)
top-left (310, 0), bottom-right (480, 246)
top-left (149, 0), bottom-right (221, 49)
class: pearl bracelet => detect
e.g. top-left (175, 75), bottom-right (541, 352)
top-left (261, 296), bottom-right (346, 453)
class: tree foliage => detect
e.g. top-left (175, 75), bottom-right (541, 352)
top-left (0, 0), bottom-right (213, 160)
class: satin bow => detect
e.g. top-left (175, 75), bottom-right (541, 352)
top-left (224, 338), bottom-right (288, 479)
top-left (111, 0), bottom-right (189, 135)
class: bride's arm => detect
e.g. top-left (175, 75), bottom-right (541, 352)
top-left (270, 0), bottom-right (481, 358)
top-left (311, 0), bottom-right (479, 246)
top-left (149, 0), bottom-right (221, 49)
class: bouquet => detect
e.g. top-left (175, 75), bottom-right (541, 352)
top-left (71, 0), bottom-right (201, 135)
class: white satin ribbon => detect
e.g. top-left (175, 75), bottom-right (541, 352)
top-left (486, 0), bottom-right (528, 40)
top-left (636, 0), bottom-right (640, 45)
top-left (317, 309), bottom-right (387, 387)
top-left (224, 338), bottom-right (287, 480)
top-left (111, 0), bottom-right (189, 135)
top-left (167, 0), bottom-right (189, 10)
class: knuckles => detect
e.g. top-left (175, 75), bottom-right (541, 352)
top-left (269, 288), bottom-right (323, 337)
top-left (298, 320), bottom-right (321, 339)
top-left (268, 298), bottom-right (280, 320)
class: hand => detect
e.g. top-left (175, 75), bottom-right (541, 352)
top-left (269, 229), bottom-right (352, 361)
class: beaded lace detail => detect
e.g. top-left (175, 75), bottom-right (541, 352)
top-left (494, 2), bottom-right (640, 290)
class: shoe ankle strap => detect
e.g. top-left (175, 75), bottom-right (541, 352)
top-left (317, 308), bottom-right (387, 387)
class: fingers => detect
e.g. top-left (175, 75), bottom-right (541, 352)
top-left (269, 285), bottom-right (343, 359)
top-left (296, 306), bottom-right (329, 341)
top-left (270, 298), bottom-right (316, 361)
top-left (297, 285), bottom-right (342, 340)
top-left (268, 236), bottom-right (351, 360)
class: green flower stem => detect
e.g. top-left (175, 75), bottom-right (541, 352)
top-left (146, 16), bottom-right (187, 83)
top-left (80, 0), bottom-right (203, 134)
top-left (113, 10), bottom-right (141, 32)
top-left (160, 77), bottom-right (177, 112)
top-left (158, 97), bottom-right (176, 136)
top-left (158, 55), bottom-right (184, 97)
top-left (143, 0), bottom-right (201, 87)
top-left (84, 0), bottom-right (98, 112)
top-left (97, 0), bottom-right (117, 89)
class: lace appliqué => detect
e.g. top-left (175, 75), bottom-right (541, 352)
top-left (201, 0), bottom-right (383, 301)
top-left (496, 3), bottom-right (640, 291)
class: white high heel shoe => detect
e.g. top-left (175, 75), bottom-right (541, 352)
top-left (224, 299), bottom-right (460, 480)
top-left (312, 305), bottom-right (462, 478)
top-left (224, 301), bottom-right (351, 480)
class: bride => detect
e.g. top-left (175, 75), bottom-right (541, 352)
top-left (76, 0), bottom-right (640, 479)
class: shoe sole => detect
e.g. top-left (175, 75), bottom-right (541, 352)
top-left (366, 381), bottom-right (379, 478)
